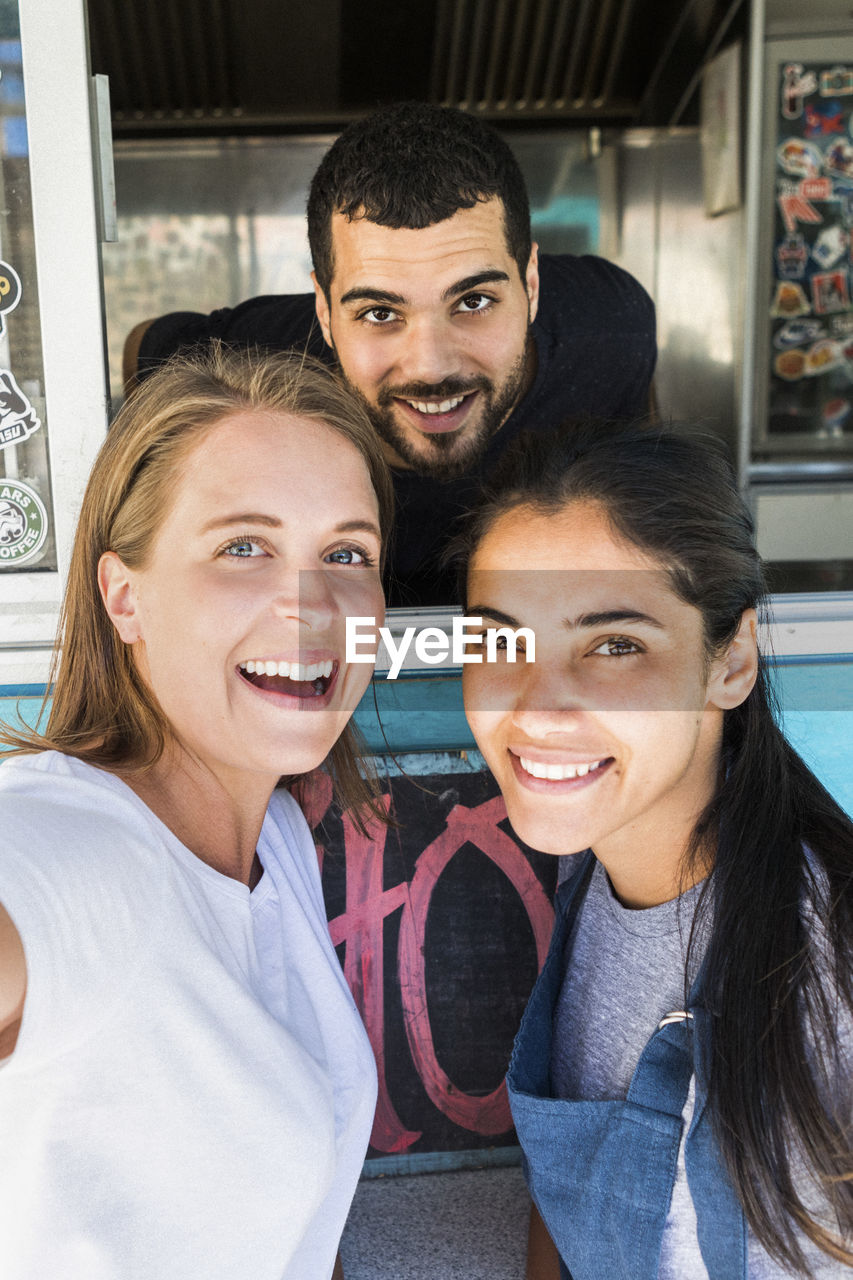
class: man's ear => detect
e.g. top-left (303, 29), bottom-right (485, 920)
top-left (708, 608), bottom-right (758, 710)
top-left (312, 272), bottom-right (333, 348)
top-left (98, 551), bottom-right (142, 645)
top-left (526, 242), bottom-right (540, 324)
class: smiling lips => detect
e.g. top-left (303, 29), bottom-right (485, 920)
top-left (515, 754), bottom-right (611, 783)
top-left (238, 657), bottom-right (335, 698)
top-left (396, 392), bottom-right (475, 433)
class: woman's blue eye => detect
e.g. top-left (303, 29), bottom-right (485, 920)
top-left (222, 538), bottom-right (265, 558)
top-left (325, 547), bottom-right (370, 566)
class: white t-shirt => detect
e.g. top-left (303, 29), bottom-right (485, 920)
top-left (0, 751), bottom-right (377, 1280)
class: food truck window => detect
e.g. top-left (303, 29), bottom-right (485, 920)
top-left (0, 13), bottom-right (55, 575)
top-left (0, 0), bottom-right (109, 685)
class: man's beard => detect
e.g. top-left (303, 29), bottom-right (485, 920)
top-left (338, 332), bottom-right (532, 481)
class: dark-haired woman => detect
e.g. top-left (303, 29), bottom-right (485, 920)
top-left (457, 421), bottom-right (853, 1277)
top-left (0, 348), bottom-right (393, 1279)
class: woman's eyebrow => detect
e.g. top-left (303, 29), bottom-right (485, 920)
top-left (465, 606), bottom-right (665, 630)
top-left (567, 609), bottom-right (665, 630)
top-left (465, 605), bottom-right (521, 627)
top-left (332, 519), bottom-right (382, 540)
top-left (198, 515), bottom-right (381, 540)
top-left (200, 512), bottom-right (281, 533)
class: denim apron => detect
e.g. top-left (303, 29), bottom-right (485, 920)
top-left (506, 853), bottom-right (747, 1280)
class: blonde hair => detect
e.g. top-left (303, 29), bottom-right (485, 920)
top-left (4, 345), bottom-right (394, 820)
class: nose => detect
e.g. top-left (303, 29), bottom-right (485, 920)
top-left (272, 566), bottom-right (339, 630)
top-left (396, 313), bottom-right (460, 386)
top-left (509, 660), bottom-right (588, 738)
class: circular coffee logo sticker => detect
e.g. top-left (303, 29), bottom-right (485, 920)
top-left (0, 479), bottom-right (48, 566)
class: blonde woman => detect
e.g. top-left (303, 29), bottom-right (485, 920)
top-left (0, 348), bottom-right (393, 1280)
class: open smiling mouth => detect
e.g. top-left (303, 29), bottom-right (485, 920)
top-left (238, 658), bottom-right (336, 698)
top-left (511, 753), bottom-right (615, 788)
top-left (394, 392), bottom-right (477, 432)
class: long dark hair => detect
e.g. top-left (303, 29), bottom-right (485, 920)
top-left (453, 418), bottom-right (853, 1271)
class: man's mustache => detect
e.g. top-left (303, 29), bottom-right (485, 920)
top-left (377, 376), bottom-right (491, 405)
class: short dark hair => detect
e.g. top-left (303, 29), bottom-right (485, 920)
top-left (307, 101), bottom-right (532, 296)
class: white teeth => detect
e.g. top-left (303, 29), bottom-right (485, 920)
top-left (519, 757), bottom-right (605, 782)
top-left (240, 658), bottom-right (334, 682)
top-left (406, 395), bottom-right (465, 415)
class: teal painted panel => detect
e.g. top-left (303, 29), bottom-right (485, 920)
top-left (354, 676), bottom-right (473, 754)
top-left (0, 695), bottom-right (47, 740)
top-left (771, 660), bottom-right (853, 712)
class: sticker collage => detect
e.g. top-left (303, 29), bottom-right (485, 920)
top-left (0, 255), bottom-right (48, 568)
top-left (772, 63), bottom-right (853, 439)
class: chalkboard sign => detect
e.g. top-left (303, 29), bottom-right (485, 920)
top-left (293, 754), bottom-right (557, 1158)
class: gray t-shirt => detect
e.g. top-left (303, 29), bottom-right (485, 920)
top-left (549, 855), bottom-right (847, 1278)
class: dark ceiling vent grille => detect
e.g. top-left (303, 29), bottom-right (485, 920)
top-left (89, 0), bottom-right (240, 124)
top-left (87, 0), bottom-right (744, 134)
top-left (429, 0), bottom-right (638, 118)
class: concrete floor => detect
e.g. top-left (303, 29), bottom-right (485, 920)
top-left (339, 1166), bottom-right (530, 1280)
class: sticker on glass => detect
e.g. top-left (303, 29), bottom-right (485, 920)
top-left (800, 177), bottom-right (832, 200)
top-left (776, 234), bottom-right (808, 279)
top-left (840, 335), bottom-right (853, 371)
top-left (822, 397), bottom-right (851, 434)
top-left (804, 337), bottom-right (842, 374)
top-left (770, 281), bottom-right (811, 318)
top-left (805, 100), bottom-right (844, 137)
top-left (774, 318), bottom-right (825, 348)
top-left (831, 312), bottom-right (853, 337)
top-left (782, 64), bottom-right (818, 118)
top-left (774, 348), bottom-right (807, 380)
top-left (0, 479), bottom-right (48, 566)
top-left (777, 138), bottom-right (822, 177)
top-left (824, 138), bottom-right (853, 179)
top-left (0, 261), bottom-right (21, 338)
top-left (778, 193), bottom-right (821, 234)
top-left (821, 67), bottom-right (853, 97)
top-left (812, 224), bottom-right (848, 269)
top-left (0, 370), bottom-right (41, 449)
top-left (812, 270), bottom-right (850, 314)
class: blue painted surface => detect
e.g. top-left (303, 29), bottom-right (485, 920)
top-left (1, 662), bottom-right (851, 815)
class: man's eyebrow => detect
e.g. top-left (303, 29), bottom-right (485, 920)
top-left (338, 270), bottom-right (511, 310)
top-left (443, 270), bottom-right (510, 301)
top-left (339, 286), bottom-right (406, 307)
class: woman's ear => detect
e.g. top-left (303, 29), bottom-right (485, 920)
top-left (708, 608), bottom-right (758, 710)
top-left (98, 551), bottom-right (142, 645)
